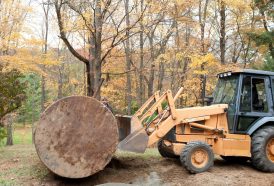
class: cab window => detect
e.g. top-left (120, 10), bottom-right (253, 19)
top-left (237, 76), bottom-right (269, 132)
top-left (240, 76), bottom-right (268, 113)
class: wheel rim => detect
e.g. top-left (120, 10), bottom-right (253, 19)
top-left (266, 138), bottom-right (274, 163)
top-left (191, 148), bottom-right (209, 168)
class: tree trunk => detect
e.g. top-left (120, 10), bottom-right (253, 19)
top-left (148, 36), bottom-right (155, 97)
top-left (57, 46), bottom-right (64, 99)
top-left (57, 63), bottom-right (64, 99)
top-left (171, 10), bottom-right (179, 93)
top-left (170, 60), bottom-right (175, 91)
top-left (219, 0), bottom-right (226, 65)
top-left (124, 0), bottom-right (132, 115)
top-left (6, 117), bottom-right (13, 146)
top-left (88, 34), bottom-right (95, 97)
top-left (86, 59), bottom-right (93, 97)
top-left (179, 18), bottom-right (191, 106)
top-left (41, 75), bottom-right (46, 112)
top-left (41, 1), bottom-right (50, 111)
top-left (199, 0), bottom-right (209, 54)
top-left (199, 0), bottom-right (209, 104)
top-left (54, 1), bottom-right (99, 99)
top-left (31, 90), bottom-right (35, 144)
top-left (93, 0), bottom-right (103, 100)
top-left (137, 0), bottom-right (144, 106)
top-left (158, 61), bottom-right (164, 92)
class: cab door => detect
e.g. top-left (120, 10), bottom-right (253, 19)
top-left (235, 75), bottom-right (273, 133)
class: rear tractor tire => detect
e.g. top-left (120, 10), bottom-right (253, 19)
top-left (158, 140), bottom-right (178, 158)
top-left (180, 141), bottom-right (214, 173)
top-left (251, 126), bottom-right (274, 172)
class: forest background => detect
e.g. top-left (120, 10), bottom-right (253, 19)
top-left (0, 0), bottom-right (273, 144)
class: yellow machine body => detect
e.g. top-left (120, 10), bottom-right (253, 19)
top-left (119, 88), bottom-right (251, 157)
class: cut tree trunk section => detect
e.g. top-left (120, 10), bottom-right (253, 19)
top-left (34, 96), bottom-right (119, 178)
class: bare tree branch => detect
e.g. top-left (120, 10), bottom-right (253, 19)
top-left (54, 0), bottom-right (89, 64)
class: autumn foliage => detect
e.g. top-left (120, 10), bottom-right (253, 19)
top-left (0, 0), bottom-right (273, 119)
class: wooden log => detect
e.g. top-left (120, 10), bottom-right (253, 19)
top-left (34, 96), bottom-right (118, 178)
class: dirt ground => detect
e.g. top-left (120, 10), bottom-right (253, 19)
top-left (1, 145), bottom-right (274, 186)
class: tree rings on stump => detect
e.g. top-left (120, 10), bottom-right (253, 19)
top-left (34, 96), bottom-right (118, 178)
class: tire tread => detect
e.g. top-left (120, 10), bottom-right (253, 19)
top-left (180, 141), bottom-right (214, 174)
top-left (251, 126), bottom-right (274, 172)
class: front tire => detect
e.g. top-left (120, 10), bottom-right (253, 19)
top-left (251, 126), bottom-right (274, 172)
top-left (180, 141), bottom-right (214, 173)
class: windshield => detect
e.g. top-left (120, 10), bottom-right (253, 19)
top-left (213, 76), bottom-right (239, 104)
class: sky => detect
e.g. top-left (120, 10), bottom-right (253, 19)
top-left (24, 0), bottom-right (59, 48)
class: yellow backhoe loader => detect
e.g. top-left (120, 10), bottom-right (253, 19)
top-left (118, 69), bottom-right (274, 173)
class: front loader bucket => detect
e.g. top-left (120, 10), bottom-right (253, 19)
top-left (118, 127), bottom-right (149, 153)
top-left (116, 115), bottom-right (131, 141)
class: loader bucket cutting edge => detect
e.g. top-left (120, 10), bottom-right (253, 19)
top-left (118, 127), bottom-right (149, 153)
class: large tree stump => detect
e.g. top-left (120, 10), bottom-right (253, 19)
top-left (34, 96), bottom-right (118, 178)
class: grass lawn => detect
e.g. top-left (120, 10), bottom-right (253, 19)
top-left (115, 149), bottom-right (161, 159)
top-left (0, 126), bottom-right (161, 186)
top-left (0, 145), bottom-right (48, 186)
top-left (0, 125), bottom-right (48, 185)
top-left (1, 126), bottom-right (274, 186)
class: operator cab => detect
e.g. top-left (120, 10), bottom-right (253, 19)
top-left (212, 69), bottom-right (274, 134)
